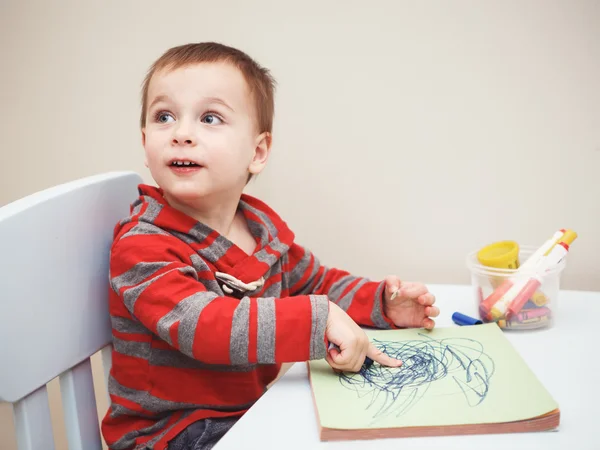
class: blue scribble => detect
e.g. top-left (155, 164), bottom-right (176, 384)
top-left (338, 334), bottom-right (495, 422)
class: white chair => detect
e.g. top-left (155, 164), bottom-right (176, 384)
top-left (0, 171), bottom-right (143, 450)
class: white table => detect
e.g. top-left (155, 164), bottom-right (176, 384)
top-left (214, 284), bottom-right (600, 450)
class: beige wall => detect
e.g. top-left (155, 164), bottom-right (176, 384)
top-left (1, 0), bottom-right (599, 448)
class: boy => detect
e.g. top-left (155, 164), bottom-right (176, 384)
top-left (102, 42), bottom-right (439, 450)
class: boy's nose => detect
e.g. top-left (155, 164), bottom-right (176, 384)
top-left (172, 126), bottom-right (196, 146)
top-left (172, 137), bottom-right (195, 145)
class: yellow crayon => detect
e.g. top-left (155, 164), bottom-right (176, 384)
top-left (489, 306), bottom-right (505, 321)
top-left (531, 291), bottom-right (549, 306)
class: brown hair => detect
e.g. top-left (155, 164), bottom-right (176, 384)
top-left (140, 42), bottom-right (276, 134)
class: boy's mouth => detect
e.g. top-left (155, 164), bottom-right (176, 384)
top-left (169, 160), bottom-right (202, 167)
top-left (168, 159), bottom-right (204, 174)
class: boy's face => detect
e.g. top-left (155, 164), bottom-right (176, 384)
top-left (142, 62), bottom-right (270, 206)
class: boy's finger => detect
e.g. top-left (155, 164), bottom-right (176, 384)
top-left (426, 305), bottom-right (440, 317)
top-left (418, 292), bottom-right (435, 306)
top-left (327, 345), bottom-right (350, 364)
top-left (366, 343), bottom-right (402, 368)
top-left (423, 318), bottom-right (435, 330)
top-left (326, 351), bottom-right (348, 372)
top-left (385, 276), bottom-right (401, 299)
top-left (401, 283), bottom-right (428, 299)
top-left (326, 359), bottom-right (343, 374)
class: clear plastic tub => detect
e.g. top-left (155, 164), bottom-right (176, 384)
top-left (466, 245), bottom-right (567, 330)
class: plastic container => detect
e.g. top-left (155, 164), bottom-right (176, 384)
top-left (466, 245), bottom-right (567, 330)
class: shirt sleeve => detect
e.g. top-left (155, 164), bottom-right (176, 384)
top-left (286, 243), bottom-right (396, 329)
top-left (109, 231), bottom-right (330, 365)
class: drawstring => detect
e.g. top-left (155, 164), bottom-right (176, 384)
top-left (215, 272), bottom-right (265, 295)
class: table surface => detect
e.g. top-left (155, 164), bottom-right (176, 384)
top-left (214, 284), bottom-right (600, 450)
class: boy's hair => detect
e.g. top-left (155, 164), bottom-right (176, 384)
top-left (140, 42), bottom-right (276, 135)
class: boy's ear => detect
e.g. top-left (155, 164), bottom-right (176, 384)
top-left (141, 129), bottom-right (149, 167)
top-left (248, 132), bottom-right (272, 175)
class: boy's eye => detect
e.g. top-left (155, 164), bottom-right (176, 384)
top-left (202, 114), bottom-right (223, 125)
top-left (156, 112), bottom-right (175, 124)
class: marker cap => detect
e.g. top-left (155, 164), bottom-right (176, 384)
top-left (452, 312), bottom-right (483, 326)
top-left (558, 230), bottom-right (577, 247)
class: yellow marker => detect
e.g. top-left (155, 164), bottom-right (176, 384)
top-left (538, 229), bottom-right (575, 257)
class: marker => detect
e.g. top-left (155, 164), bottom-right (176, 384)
top-left (504, 278), bottom-right (542, 319)
top-left (479, 279), bottom-right (513, 319)
top-left (452, 312), bottom-right (483, 326)
top-left (328, 342), bottom-right (374, 368)
top-left (506, 231), bottom-right (577, 318)
top-left (492, 230), bottom-right (576, 320)
top-left (480, 229), bottom-right (565, 317)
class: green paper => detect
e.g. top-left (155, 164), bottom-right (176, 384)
top-left (309, 323), bottom-right (558, 430)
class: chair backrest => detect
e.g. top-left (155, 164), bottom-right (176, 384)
top-left (0, 171), bottom-right (143, 450)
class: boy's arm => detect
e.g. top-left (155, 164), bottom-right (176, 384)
top-left (109, 232), bottom-right (329, 365)
top-left (287, 243), bottom-right (396, 329)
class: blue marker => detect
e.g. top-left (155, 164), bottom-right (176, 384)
top-left (452, 312), bottom-right (483, 326)
top-left (328, 342), bottom-right (374, 368)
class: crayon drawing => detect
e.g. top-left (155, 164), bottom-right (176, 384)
top-left (309, 324), bottom-right (559, 431)
top-left (337, 334), bottom-right (495, 424)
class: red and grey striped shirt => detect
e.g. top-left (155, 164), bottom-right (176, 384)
top-left (101, 184), bottom-right (395, 449)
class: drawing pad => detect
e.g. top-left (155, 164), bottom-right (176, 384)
top-left (308, 323), bottom-right (559, 440)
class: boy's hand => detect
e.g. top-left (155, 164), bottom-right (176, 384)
top-left (325, 302), bottom-right (402, 372)
top-left (383, 276), bottom-right (439, 330)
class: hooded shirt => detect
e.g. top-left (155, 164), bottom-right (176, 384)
top-left (101, 184), bottom-right (395, 449)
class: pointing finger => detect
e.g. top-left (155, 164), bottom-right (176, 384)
top-left (366, 342), bottom-right (403, 368)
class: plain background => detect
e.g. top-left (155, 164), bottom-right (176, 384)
top-left (1, 1), bottom-right (598, 448)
